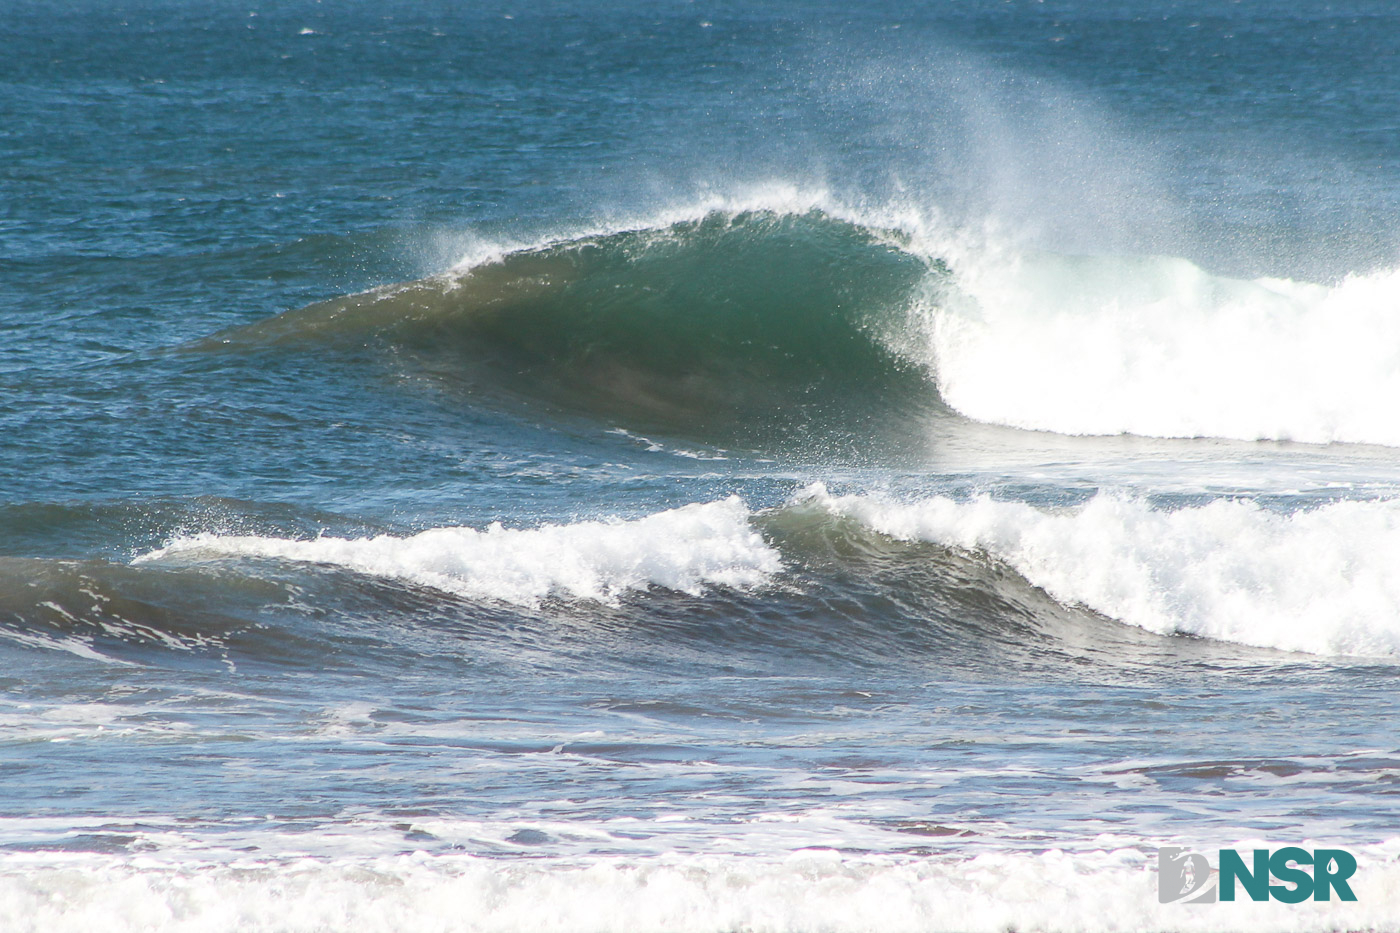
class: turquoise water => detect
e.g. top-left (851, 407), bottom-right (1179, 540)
top-left (4, 2), bottom-right (1400, 930)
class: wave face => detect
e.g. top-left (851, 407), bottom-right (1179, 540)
top-left (216, 208), bottom-right (942, 450)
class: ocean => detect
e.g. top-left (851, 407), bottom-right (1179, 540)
top-left (3, 1), bottom-right (1399, 930)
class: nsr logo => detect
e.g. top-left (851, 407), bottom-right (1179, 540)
top-left (1158, 847), bottom-right (1358, 904)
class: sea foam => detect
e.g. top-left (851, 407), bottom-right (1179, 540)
top-left (3, 846), bottom-right (1398, 933)
top-left (137, 497), bottom-right (779, 606)
top-left (802, 484), bottom-right (1400, 657)
top-left (910, 249), bottom-right (1400, 446)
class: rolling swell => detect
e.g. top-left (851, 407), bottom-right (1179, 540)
top-left (208, 210), bottom-right (948, 449)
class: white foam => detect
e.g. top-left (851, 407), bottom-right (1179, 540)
top-left (915, 250), bottom-right (1400, 446)
top-left (803, 484), bottom-right (1400, 656)
top-left (2, 846), bottom-right (1398, 933)
top-left (135, 498), bottom-right (778, 606)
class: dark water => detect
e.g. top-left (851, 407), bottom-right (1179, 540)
top-left (3, 2), bottom-right (1400, 930)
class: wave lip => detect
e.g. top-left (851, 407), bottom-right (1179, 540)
top-left (136, 497), bottom-right (780, 606)
top-left (801, 483), bottom-right (1400, 657)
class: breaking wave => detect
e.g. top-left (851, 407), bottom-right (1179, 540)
top-left (138, 497), bottom-right (779, 607)
top-left (125, 487), bottom-right (1400, 659)
top-left (928, 251), bottom-right (1400, 446)
top-left (798, 484), bottom-right (1400, 657)
top-left (207, 196), bottom-right (1400, 449)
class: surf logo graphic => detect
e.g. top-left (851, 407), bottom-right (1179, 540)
top-left (1157, 846), bottom-right (1359, 904)
top-left (1158, 847), bottom-right (1218, 904)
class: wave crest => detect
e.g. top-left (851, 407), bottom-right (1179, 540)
top-left (137, 497), bottom-right (780, 607)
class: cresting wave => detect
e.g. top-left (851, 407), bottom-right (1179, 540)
top-left (798, 484), bottom-right (1400, 657)
top-left (138, 488), bottom-right (1400, 657)
top-left (212, 192), bottom-right (1400, 448)
top-left (138, 497), bottom-right (779, 607)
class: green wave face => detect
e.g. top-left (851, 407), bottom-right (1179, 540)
top-left (223, 210), bottom-right (948, 452)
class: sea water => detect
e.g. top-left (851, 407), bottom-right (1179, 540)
top-left (3, 1), bottom-right (1400, 930)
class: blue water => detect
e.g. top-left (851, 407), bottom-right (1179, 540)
top-left (3, 2), bottom-right (1400, 930)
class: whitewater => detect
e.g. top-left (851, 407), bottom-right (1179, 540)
top-left (4, 1), bottom-right (1400, 931)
